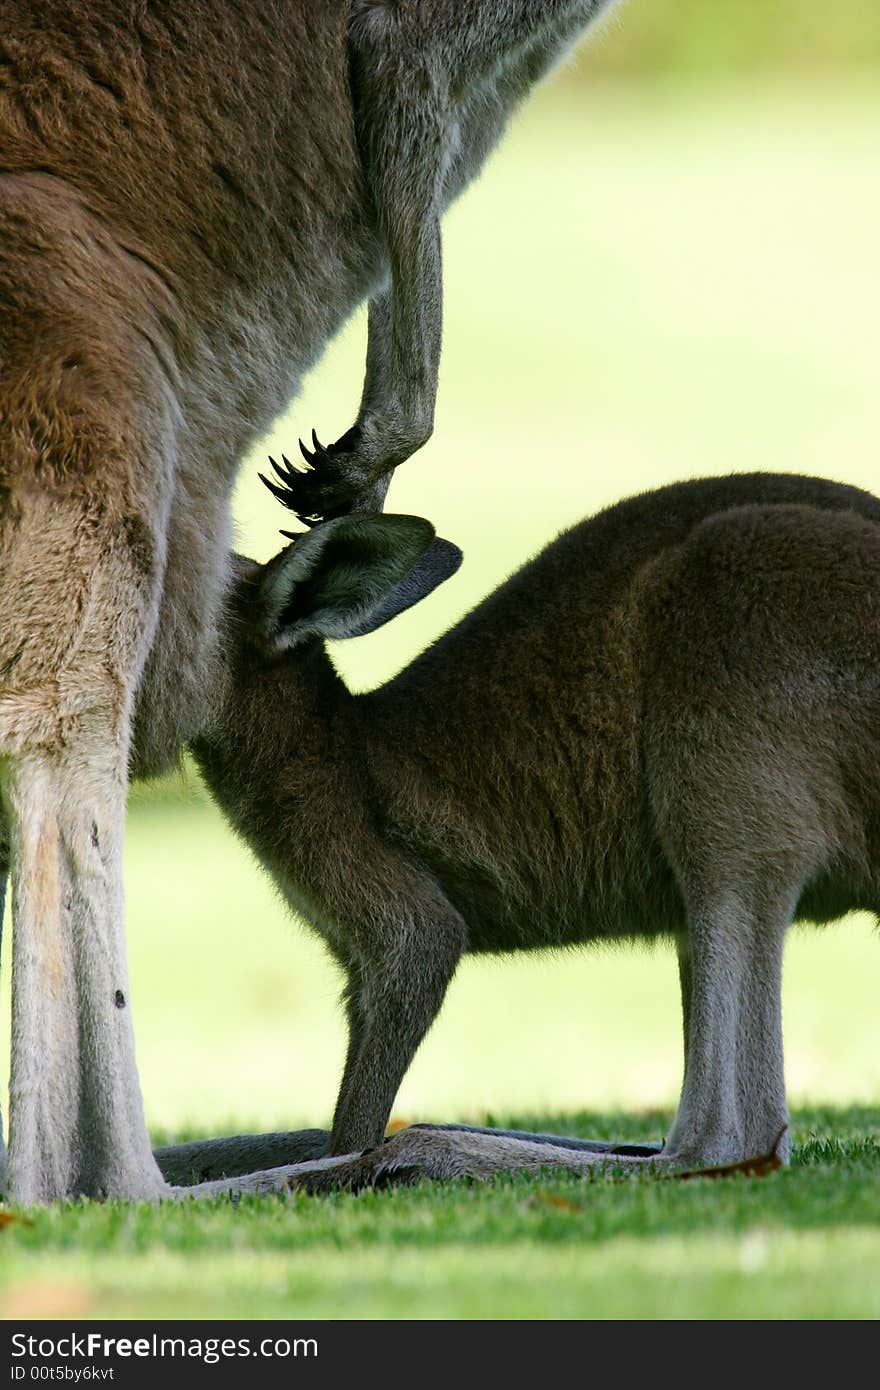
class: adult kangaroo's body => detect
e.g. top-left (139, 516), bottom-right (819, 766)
top-left (188, 471), bottom-right (880, 1191)
top-left (0, 2), bottom-right (613, 1202)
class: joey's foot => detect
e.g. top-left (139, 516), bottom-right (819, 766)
top-left (174, 1130), bottom-right (677, 1201)
top-left (259, 430), bottom-right (391, 527)
top-left (285, 1131), bottom-right (472, 1194)
top-left (285, 1127), bottom-right (661, 1193)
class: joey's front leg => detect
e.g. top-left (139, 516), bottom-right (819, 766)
top-left (329, 907), bottom-right (466, 1155)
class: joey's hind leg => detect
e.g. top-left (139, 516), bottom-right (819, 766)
top-left (411, 1122), bottom-right (662, 1157)
top-left (665, 894), bottom-right (792, 1168)
top-left (277, 1126), bottom-right (656, 1196)
top-left (173, 1126), bottom-right (658, 1198)
top-left (156, 947), bottom-right (458, 1186)
top-left (153, 1119), bottom-right (660, 1188)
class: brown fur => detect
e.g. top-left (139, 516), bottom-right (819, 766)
top-left (1, 4), bottom-right (375, 769)
top-left (193, 471), bottom-right (880, 1164)
top-left (0, 1), bottom-right (615, 1201)
top-left (0, 2), bottom-right (377, 1202)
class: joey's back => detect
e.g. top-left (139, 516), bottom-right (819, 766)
top-left (194, 472), bottom-right (880, 1161)
top-left (200, 472), bottom-right (880, 956)
top-left (195, 470), bottom-right (880, 1164)
top-left (359, 472), bottom-right (880, 944)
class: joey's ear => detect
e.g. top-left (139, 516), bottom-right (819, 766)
top-left (344, 533), bottom-right (463, 637)
top-left (258, 514), bottom-right (462, 650)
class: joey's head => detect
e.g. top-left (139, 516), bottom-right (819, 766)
top-left (194, 511), bottom-right (461, 811)
top-left (223, 511), bottom-right (463, 678)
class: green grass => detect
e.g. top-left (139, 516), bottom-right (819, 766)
top-left (1, 1108), bottom-right (878, 1320)
top-left (2, 77), bottom-right (880, 1319)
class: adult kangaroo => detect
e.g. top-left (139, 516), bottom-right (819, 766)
top-left (0, 3), bottom-right (615, 1202)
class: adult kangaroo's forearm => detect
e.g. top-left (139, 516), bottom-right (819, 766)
top-left (354, 162), bottom-right (443, 475)
top-left (288, 204), bottom-right (441, 523)
top-left (281, 30), bottom-right (446, 523)
top-left (362, 0), bottom-right (611, 486)
top-left (280, 0), bottom-right (614, 524)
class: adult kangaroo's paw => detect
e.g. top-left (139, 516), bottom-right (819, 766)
top-left (260, 430), bottom-right (392, 527)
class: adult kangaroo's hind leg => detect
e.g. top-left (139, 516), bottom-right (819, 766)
top-left (0, 819), bottom-right (8, 1194)
top-left (0, 404), bottom-right (170, 1202)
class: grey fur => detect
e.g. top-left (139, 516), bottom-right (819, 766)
top-left (0, 852), bottom-right (6, 1195)
top-left (154, 1122), bottom-right (656, 1186)
top-left (0, 1), bottom-right (610, 1202)
top-left (264, 0), bottom-right (620, 522)
top-left (191, 472), bottom-right (880, 1187)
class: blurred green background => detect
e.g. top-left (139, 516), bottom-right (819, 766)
top-left (2, 0), bottom-right (879, 1143)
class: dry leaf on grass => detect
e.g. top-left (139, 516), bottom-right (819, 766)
top-left (386, 1118), bottom-right (411, 1134)
top-left (675, 1127), bottom-right (788, 1182)
top-left (526, 1192), bottom-right (582, 1213)
top-left (0, 1210), bottom-right (34, 1229)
